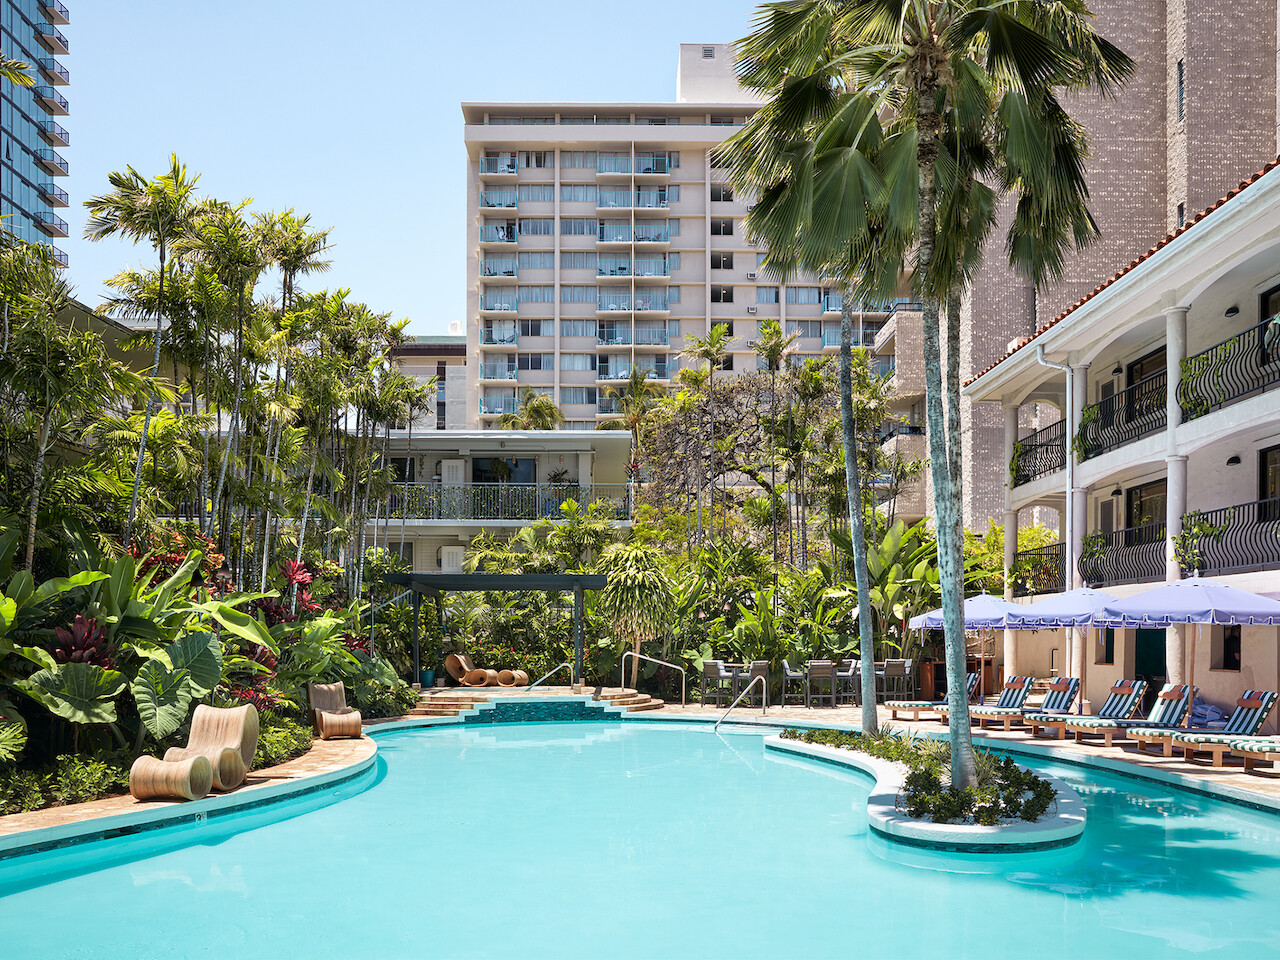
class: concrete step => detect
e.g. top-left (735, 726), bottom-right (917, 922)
top-left (626, 699), bottom-right (665, 712)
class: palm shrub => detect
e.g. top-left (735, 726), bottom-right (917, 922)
top-left (597, 542), bottom-right (675, 689)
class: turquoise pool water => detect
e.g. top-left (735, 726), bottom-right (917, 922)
top-left (2, 721), bottom-right (1280, 958)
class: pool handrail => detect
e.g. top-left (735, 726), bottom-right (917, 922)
top-left (715, 675), bottom-right (767, 731)
top-left (528, 661), bottom-right (573, 689)
top-left (619, 651), bottom-right (686, 706)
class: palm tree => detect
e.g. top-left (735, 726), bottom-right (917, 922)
top-left (752, 320), bottom-right (798, 567)
top-left (681, 324), bottom-right (733, 541)
top-left (498, 387), bottom-right (564, 431)
top-left (730, 0), bottom-right (1130, 787)
top-left (84, 155), bottom-right (199, 546)
top-left (598, 541), bottom-right (675, 689)
top-left (0, 54), bottom-right (33, 87)
top-left (596, 365), bottom-right (665, 458)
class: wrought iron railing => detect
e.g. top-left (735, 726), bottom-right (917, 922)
top-left (1076, 372), bottom-right (1166, 460)
top-left (1012, 543), bottom-right (1065, 596)
top-left (1177, 315), bottom-right (1280, 421)
top-left (1010, 419), bottom-right (1066, 486)
top-left (1078, 521), bottom-right (1166, 586)
top-left (383, 483), bottom-right (632, 522)
top-left (1182, 498), bottom-right (1280, 576)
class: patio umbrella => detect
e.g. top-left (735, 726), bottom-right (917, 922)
top-left (1004, 588), bottom-right (1120, 714)
top-left (1095, 577), bottom-right (1280, 726)
top-left (908, 592), bottom-right (1021, 630)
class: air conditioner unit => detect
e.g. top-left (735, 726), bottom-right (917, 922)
top-left (747, 305), bottom-right (758, 314)
top-left (746, 271), bottom-right (757, 279)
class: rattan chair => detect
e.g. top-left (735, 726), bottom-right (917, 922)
top-left (163, 703), bottom-right (259, 792)
top-left (307, 681), bottom-right (364, 739)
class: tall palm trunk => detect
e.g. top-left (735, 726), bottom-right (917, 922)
top-left (208, 279), bottom-right (247, 542)
top-left (23, 406), bottom-right (53, 572)
top-left (293, 443), bottom-right (318, 610)
top-left (915, 73), bottom-right (976, 790)
top-left (124, 243), bottom-right (166, 546)
top-left (840, 290), bottom-right (878, 732)
top-left (399, 402), bottom-right (413, 562)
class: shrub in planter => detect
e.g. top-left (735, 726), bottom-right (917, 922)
top-left (253, 713), bottom-right (314, 770)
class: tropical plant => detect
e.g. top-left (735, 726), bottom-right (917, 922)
top-left (597, 542), bottom-right (675, 687)
top-left (498, 387), bottom-right (565, 431)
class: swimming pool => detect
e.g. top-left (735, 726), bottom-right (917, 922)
top-left (2, 720), bottom-right (1279, 958)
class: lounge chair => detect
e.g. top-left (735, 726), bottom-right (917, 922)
top-left (164, 703), bottom-right (260, 792)
top-left (1229, 737), bottom-right (1280, 771)
top-left (307, 681), bottom-right (364, 740)
top-left (1026, 679), bottom-right (1146, 740)
top-left (886, 672), bottom-right (979, 722)
top-left (955, 676), bottom-right (1036, 731)
top-left (1134, 690), bottom-right (1278, 763)
top-left (129, 754), bottom-right (213, 802)
top-left (1063, 683), bottom-right (1195, 748)
top-left (700, 660), bottom-right (733, 707)
top-left (445, 652), bottom-right (502, 687)
top-left (781, 659), bottom-right (806, 705)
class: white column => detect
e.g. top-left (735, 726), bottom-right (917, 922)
top-left (1002, 403), bottom-right (1019, 678)
top-left (1069, 363), bottom-right (1089, 684)
top-left (1164, 306), bottom-right (1189, 684)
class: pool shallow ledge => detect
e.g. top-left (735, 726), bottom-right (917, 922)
top-left (765, 734), bottom-right (1087, 853)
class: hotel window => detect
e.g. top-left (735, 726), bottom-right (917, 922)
top-left (517, 218), bottom-right (554, 236)
top-left (785, 286), bottom-right (823, 304)
top-left (519, 319), bottom-right (552, 337)
top-left (518, 150), bottom-right (552, 168)
top-left (668, 320), bottom-right (681, 339)
top-left (1176, 59), bottom-right (1184, 122)
top-left (561, 319), bottom-right (594, 337)
top-left (667, 286), bottom-right (680, 304)
top-left (668, 253), bottom-right (681, 270)
top-left (757, 252), bottom-right (769, 267)
top-left (717, 354), bottom-right (735, 370)
top-left (560, 251), bottom-right (597, 270)
top-left (517, 251), bottom-right (554, 269)
top-left (517, 184), bottom-right (554, 202)
top-left (1125, 479), bottom-right (1166, 531)
top-left (561, 217), bottom-right (598, 235)
top-left (757, 287), bottom-right (780, 304)
top-left (666, 218), bottom-right (680, 236)
top-left (560, 183), bottom-right (597, 202)
top-left (1211, 624), bottom-right (1242, 671)
top-left (786, 320), bottom-right (822, 339)
top-left (710, 115), bottom-right (736, 126)
top-left (560, 151), bottom-right (597, 168)
top-left (1095, 629), bottom-right (1115, 666)
top-left (1177, 202), bottom-right (1185, 225)
top-left (517, 285), bottom-right (554, 303)
top-left (561, 285), bottom-right (597, 303)
top-left (710, 183), bottom-right (734, 202)
top-left (712, 252), bottom-right (733, 270)
top-left (560, 355), bottom-right (597, 373)
top-left (561, 386), bottom-right (597, 404)
top-left (711, 285), bottom-right (734, 303)
top-left (517, 353), bottom-right (555, 370)
top-left (711, 218), bottom-right (734, 235)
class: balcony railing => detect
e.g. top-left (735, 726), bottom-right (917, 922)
top-left (38, 182), bottom-right (68, 206)
top-left (36, 147), bottom-right (68, 175)
top-left (876, 422), bottom-right (924, 444)
top-left (1182, 498), bottom-right (1280, 576)
top-left (597, 329), bottom-right (631, 345)
top-left (871, 358), bottom-right (895, 378)
top-left (1078, 521), bottom-right (1167, 587)
top-left (480, 293), bottom-right (517, 311)
top-left (597, 397), bottom-right (621, 415)
top-left (1076, 372), bottom-right (1167, 460)
top-left (480, 156), bottom-right (517, 175)
top-left (597, 189), bottom-right (632, 209)
top-left (37, 119), bottom-right (69, 146)
top-left (35, 22), bottom-right (69, 54)
top-left (1177, 315), bottom-right (1280, 422)
top-left (35, 211), bottom-right (68, 238)
top-left (480, 225), bottom-right (517, 242)
top-left (384, 482), bottom-right (631, 522)
top-left (634, 190), bottom-right (669, 209)
top-left (480, 328), bottom-right (517, 345)
top-left (633, 225), bottom-right (669, 243)
top-left (34, 85), bottom-right (69, 114)
top-left (887, 299), bottom-right (924, 314)
top-left (37, 58), bottom-right (68, 85)
top-left (634, 258), bottom-right (669, 277)
top-left (633, 327), bottom-right (668, 345)
top-left (634, 294), bottom-right (669, 311)
top-left (1011, 419), bottom-right (1066, 487)
top-left (479, 397), bottom-right (517, 415)
top-left (1012, 543), bottom-right (1066, 597)
top-left (40, 1), bottom-right (71, 25)
top-left (634, 154), bottom-right (669, 174)
top-left (479, 190), bottom-right (517, 208)
top-left (479, 363), bottom-right (517, 379)
top-left (481, 259), bottom-right (517, 277)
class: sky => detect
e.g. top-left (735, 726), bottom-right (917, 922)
top-left (61, 0), bottom-right (760, 336)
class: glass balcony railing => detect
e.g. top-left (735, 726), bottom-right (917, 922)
top-left (634, 154), bottom-right (670, 175)
top-left (481, 327), bottom-right (517, 345)
top-left (479, 363), bottom-right (518, 379)
top-left (634, 294), bottom-right (669, 311)
top-left (37, 57), bottom-right (68, 84)
top-left (37, 119), bottom-right (69, 145)
top-left (634, 360), bottom-right (669, 379)
top-left (40, 1), bottom-right (71, 25)
top-left (597, 294), bottom-right (633, 312)
top-left (823, 294), bottom-right (842, 313)
top-left (480, 292), bottom-right (517, 311)
top-left (633, 327), bottom-right (669, 345)
top-left (633, 191), bottom-right (669, 209)
top-left (634, 258), bottom-right (669, 277)
top-left (480, 156), bottom-right (517, 175)
top-left (36, 147), bottom-right (68, 175)
top-left (48, 245), bottom-right (67, 267)
top-left (597, 328), bottom-right (631, 345)
top-left (480, 224), bottom-right (517, 242)
top-left (597, 257), bottom-right (631, 277)
top-left (479, 190), bottom-right (517, 208)
top-left (34, 85), bottom-right (69, 113)
top-left (597, 155), bottom-right (632, 174)
top-left (481, 259), bottom-right (517, 277)
top-left (479, 397), bottom-right (518, 415)
top-left (598, 224), bottom-right (631, 242)
top-left (38, 182), bottom-right (68, 206)
top-left (634, 224), bottom-right (669, 243)
top-left (35, 22), bottom-right (69, 53)
top-left (597, 189), bottom-right (632, 209)
top-left (36, 211), bottom-right (68, 237)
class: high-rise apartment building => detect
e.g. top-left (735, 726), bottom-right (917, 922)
top-left (462, 44), bottom-right (895, 432)
top-left (0, 0), bottom-right (70, 265)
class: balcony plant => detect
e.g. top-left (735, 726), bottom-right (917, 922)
top-left (1173, 508), bottom-right (1233, 574)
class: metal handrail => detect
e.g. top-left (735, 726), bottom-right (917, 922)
top-left (619, 652), bottom-right (685, 706)
top-left (528, 661), bottom-right (573, 690)
top-left (370, 589), bottom-right (413, 615)
top-left (715, 675), bottom-right (767, 731)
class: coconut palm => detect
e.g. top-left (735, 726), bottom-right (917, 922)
top-left (729, 0), bottom-right (1131, 786)
top-left (84, 155), bottom-right (200, 546)
top-left (596, 365), bottom-right (666, 458)
top-left (0, 54), bottom-right (33, 87)
top-left (498, 387), bottom-right (565, 431)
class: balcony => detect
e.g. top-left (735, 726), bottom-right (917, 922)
top-left (36, 147), bottom-right (68, 176)
top-left (597, 293), bottom-right (633, 313)
top-left (479, 397), bottom-right (517, 415)
top-left (479, 155), bottom-right (517, 176)
top-left (479, 224), bottom-right (517, 244)
top-left (633, 190), bottom-right (669, 209)
top-left (870, 357), bottom-right (895, 379)
top-left (38, 182), bottom-right (68, 207)
top-left (633, 224), bottom-right (670, 244)
top-left (634, 154), bottom-right (670, 176)
top-left (480, 327), bottom-right (517, 345)
top-left (478, 190), bottom-right (517, 209)
top-left (598, 224), bottom-right (632, 244)
top-left (1012, 543), bottom-right (1065, 597)
top-left (37, 119), bottom-right (69, 146)
top-left (597, 328), bottom-right (632, 346)
top-left (876, 422), bottom-right (924, 444)
top-left (1078, 521), bottom-right (1166, 587)
top-left (634, 293), bottom-right (669, 313)
top-left (1182, 498), bottom-right (1280, 576)
top-left (822, 294), bottom-right (842, 315)
top-left (633, 327), bottom-right (668, 346)
top-left (384, 482), bottom-right (631, 523)
top-left (34, 85), bottom-right (69, 116)
top-left (634, 258), bottom-right (669, 278)
top-left (1076, 372), bottom-right (1166, 460)
top-left (35, 22), bottom-right (69, 55)
top-left (597, 257), bottom-right (632, 277)
top-left (40, 1), bottom-right (70, 24)
top-left (480, 292), bottom-right (517, 312)
top-left (887, 299), bottom-right (924, 315)
top-left (597, 188), bottom-right (633, 210)
top-left (35, 211), bottom-right (68, 238)
top-left (480, 258), bottom-right (517, 278)
top-left (48, 245), bottom-right (67, 267)
top-left (37, 58), bottom-right (68, 85)
top-left (478, 362), bottom-right (517, 380)
top-left (1010, 419), bottom-right (1066, 487)
top-left (597, 397), bottom-right (621, 415)
top-left (1177, 315), bottom-right (1280, 422)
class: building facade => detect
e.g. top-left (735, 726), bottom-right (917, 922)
top-left (390, 334), bottom-right (469, 432)
top-left (0, 0), bottom-right (69, 264)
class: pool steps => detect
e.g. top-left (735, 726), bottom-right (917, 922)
top-left (409, 687), bottom-right (665, 717)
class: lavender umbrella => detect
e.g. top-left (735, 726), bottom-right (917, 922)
top-left (1004, 588), bottom-right (1120, 629)
top-left (909, 592), bottom-right (1021, 630)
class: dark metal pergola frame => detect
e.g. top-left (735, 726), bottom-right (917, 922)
top-left (383, 572), bottom-right (608, 684)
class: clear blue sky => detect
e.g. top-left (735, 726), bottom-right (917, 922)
top-left (61, 0), bottom-right (759, 335)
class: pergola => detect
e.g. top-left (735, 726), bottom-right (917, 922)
top-left (383, 572), bottom-right (608, 684)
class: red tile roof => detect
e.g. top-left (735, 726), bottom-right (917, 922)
top-left (964, 155), bottom-right (1280, 388)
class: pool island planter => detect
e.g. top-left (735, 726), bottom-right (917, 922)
top-left (764, 734), bottom-right (1086, 853)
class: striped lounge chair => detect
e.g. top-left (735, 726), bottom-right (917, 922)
top-left (1027, 680), bottom-right (1146, 740)
top-left (940, 676), bottom-right (1034, 731)
top-left (1229, 737), bottom-right (1280, 772)
top-left (1134, 690), bottom-right (1279, 764)
top-left (1063, 683), bottom-right (1196, 748)
top-left (886, 673), bottom-right (979, 722)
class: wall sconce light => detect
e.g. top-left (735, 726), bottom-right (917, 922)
top-left (1111, 363), bottom-right (1123, 377)
top-left (1226, 455), bottom-right (1242, 466)
top-left (1111, 486), bottom-right (1123, 498)
top-left (1225, 305), bottom-right (1240, 318)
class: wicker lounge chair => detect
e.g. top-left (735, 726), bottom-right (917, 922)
top-left (307, 681), bottom-right (364, 740)
top-left (1026, 680), bottom-right (1146, 740)
top-left (1063, 683), bottom-right (1194, 748)
top-left (1132, 690), bottom-right (1278, 762)
top-left (129, 754), bottom-right (213, 802)
top-left (163, 703), bottom-right (259, 792)
top-left (886, 672), bottom-right (979, 721)
top-left (1229, 737), bottom-right (1280, 771)
top-left (445, 652), bottom-right (506, 687)
top-left (956, 676), bottom-right (1036, 731)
